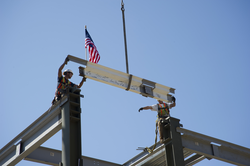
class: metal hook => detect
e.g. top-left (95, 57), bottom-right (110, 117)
top-left (121, 0), bottom-right (124, 10)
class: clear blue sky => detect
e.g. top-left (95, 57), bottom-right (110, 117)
top-left (1, 1), bottom-right (250, 165)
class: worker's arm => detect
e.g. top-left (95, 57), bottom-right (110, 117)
top-left (169, 102), bottom-right (176, 109)
top-left (58, 58), bottom-right (69, 78)
top-left (138, 106), bottom-right (152, 112)
top-left (169, 96), bottom-right (176, 109)
top-left (76, 77), bottom-right (86, 88)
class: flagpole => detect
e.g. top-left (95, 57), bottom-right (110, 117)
top-left (85, 25), bottom-right (87, 60)
top-left (121, 0), bottom-right (129, 74)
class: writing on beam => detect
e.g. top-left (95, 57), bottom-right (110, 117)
top-left (67, 55), bottom-right (175, 103)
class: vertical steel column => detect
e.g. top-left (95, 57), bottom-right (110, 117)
top-left (61, 88), bottom-right (82, 166)
top-left (163, 117), bottom-right (185, 166)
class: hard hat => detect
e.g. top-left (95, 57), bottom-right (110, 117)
top-left (63, 69), bottom-right (73, 75)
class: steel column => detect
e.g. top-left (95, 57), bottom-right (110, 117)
top-left (163, 117), bottom-right (185, 166)
top-left (61, 88), bottom-right (82, 166)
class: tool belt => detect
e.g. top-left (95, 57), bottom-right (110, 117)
top-left (157, 115), bottom-right (170, 125)
top-left (158, 116), bottom-right (168, 119)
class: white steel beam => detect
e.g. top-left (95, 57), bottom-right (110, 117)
top-left (67, 55), bottom-right (175, 103)
top-left (177, 127), bottom-right (250, 166)
top-left (0, 96), bottom-right (68, 166)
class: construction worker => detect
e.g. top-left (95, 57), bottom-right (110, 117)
top-left (52, 58), bottom-right (86, 104)
top-left (138, 96), bottom-right (176, 143)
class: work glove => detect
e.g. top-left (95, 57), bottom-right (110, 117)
top-left (64, 57), bottom-right (69, 65)
top-left (172, 96), bottom-right (176, 103)
top-left (138, 107), bottom-right (143, 112)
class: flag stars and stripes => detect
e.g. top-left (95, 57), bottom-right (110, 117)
top-left (85, 29), bottom-right (100, 64)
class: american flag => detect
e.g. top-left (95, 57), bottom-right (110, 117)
top-left (85, 29), bottom-right (100, 63)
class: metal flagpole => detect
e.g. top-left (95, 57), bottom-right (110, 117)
top-left (121, 0), bottom-right (129, 74)
top-left (85, 25), bottom-right (87, 60)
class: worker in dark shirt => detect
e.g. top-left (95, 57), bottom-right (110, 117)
top-left (53, 58), bottom-right (86, 104)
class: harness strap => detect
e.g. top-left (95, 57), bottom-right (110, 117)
top-left (145, 122), bottom-right (158, 153)
top-left (158, 103), bottom-right (169, 117)
top-left (56, 77), bottom-right (71, 96)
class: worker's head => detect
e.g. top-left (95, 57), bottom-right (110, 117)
top-left (63, 69), bottom-right (73, 79)
top-left (157, 100), bottom-right (163, 104)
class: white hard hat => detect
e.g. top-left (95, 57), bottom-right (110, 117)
top-left (63, 69), bottom-right (73, 75)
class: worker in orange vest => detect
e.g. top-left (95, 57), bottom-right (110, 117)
top-left (52, 58), bottom-right (86, 104)
top-left (138, 97), bottom-right (176, 143)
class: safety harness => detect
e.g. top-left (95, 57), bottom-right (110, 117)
top-left (56, 77), bottom-right (72, 97)
top-left (158, 103), bottom-right (170, 117)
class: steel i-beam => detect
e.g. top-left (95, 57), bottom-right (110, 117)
top-left (61, 87), bottom-right (82, 166)
top-left (66, 55), bottom-right (175, 103)
top-left (162, 117), bottom-right (185, 166)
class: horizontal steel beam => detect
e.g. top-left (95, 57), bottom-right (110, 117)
top-left (25, 146), bottom-right (60, 166)
top-left (0, 96), bottom-right (68, 166)
top-left (67, 55), bottom-right (175, 103)
top-left (66, 54), bottom-right (88, 66)
top-left (25, 146), bottom-right (122, 166)
top-left (123, 126), bottom-right (250, 166)
top-left (177, 127), bottom-right (250, 166)
top-left (184, 154), bottom-right (206, 166)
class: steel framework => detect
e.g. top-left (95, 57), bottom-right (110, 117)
top-left (1, 55), bottom-right (250, 166)
top-left (9, 117), bottom-right (250, 166)
top-left (0, 87), bottom-right (83, 166)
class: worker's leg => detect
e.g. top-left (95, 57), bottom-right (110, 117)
top-left (158, 118), bottom-right (164, 143)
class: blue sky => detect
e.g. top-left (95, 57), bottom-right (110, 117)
top-left (1, 0), bottom-right (250, 165)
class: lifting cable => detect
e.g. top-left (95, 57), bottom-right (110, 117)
top-left (121, 0), bottom-right (129, 74)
